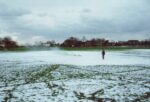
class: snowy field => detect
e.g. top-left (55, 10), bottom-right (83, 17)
top-left (0, 49), bottom-right (150, 102)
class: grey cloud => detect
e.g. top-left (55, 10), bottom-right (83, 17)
top-left (82, 9), bottom-right (92, 13)
top-left (67, 4), bottom-right (150, 35)
top-left (0, 0), bottom-right (150, 43)
top-left (0, 2), bottom-right (30, 19)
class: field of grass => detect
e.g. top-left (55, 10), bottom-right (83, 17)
top-left (60, 46), bottom-right (150, 51)
top-left (0, 63), bottom-right (150, 102)
top-left (0, 49), bottom-right (150, 102)
top-left (0, 47), bottom-right (28, 52)
top-left (1, 46), bottom-right (150, 52)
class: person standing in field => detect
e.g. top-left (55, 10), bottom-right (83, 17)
top-left (102, 49), bottom-right (105, 60)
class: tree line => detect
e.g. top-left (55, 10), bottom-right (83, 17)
top-left (1, 36), bottom-right (150, 50)
top-left (0, 37), bottom-right (19, 50)
top-left (60, 37), bottom-right (150, 47)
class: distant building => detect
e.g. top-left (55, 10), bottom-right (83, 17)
top-left (35, 40), bottom-right (56, 47)
top-left (127, 40), bottom-right (140, 45)
top-left (61, 37), bottom-right (82, 47)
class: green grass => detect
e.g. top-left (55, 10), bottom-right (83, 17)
top-left (25, 65), bottom-right (59, 83)
top-left (0, 47), bottom-right (28, 52)
top-left (0, 46), bottom-right (149, 52)
top-left (60, 46), bottom-right (150, 51)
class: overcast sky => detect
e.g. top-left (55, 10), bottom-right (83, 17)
top-left (0, 0), bottom-right (150, 44)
